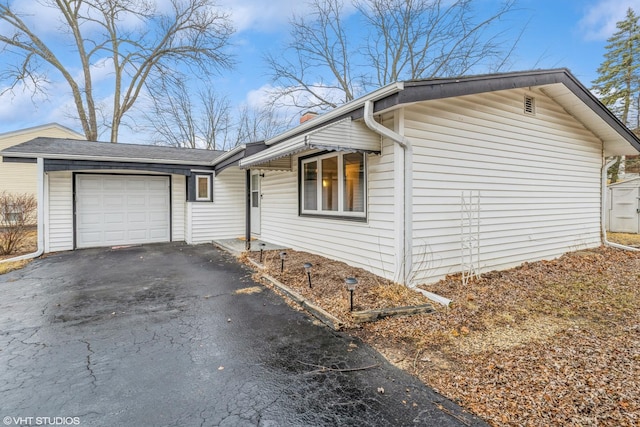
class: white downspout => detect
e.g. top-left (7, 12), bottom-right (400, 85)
top-left (0, 157), bottom-right (45, 264)
top-left (602, 158), bottom-right (640, 251)
top-left (363, 100), bottom-right (414, 286)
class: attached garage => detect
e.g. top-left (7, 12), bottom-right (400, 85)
top-left (75, 174), bottom-right (171, 248)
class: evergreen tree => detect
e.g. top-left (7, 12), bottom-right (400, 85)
top-left (592, 8), bottom-right (640, 182)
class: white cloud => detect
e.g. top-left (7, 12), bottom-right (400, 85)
top-left (219, 0), bottom-right (357, 33)
top-left (0, 79), bottom-right (81, 134)
top-left (578, 0), bottom-right (640, 41)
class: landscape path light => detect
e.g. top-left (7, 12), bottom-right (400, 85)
top-left (345, 277), bottom-right (358, 312)
top-left (259, 243), bottom-right (266, 263)
top-left (303, 263), bottom-right (313, 288)
top-left (280, 251), bottom-right (287, 273)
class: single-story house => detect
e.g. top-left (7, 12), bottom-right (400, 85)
top-left (607, 177), bottom-right (640, 233)
top-left (3, 69), bottom-right (640, 285)
top-left (0, 123), bottom-right (84, 198)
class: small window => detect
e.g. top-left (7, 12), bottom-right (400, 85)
top-left (524, 95), bottom-right (536, 115)
top-left (2, 203), bottom-right (23, 223)
top-left (196, 175), bottom-right (211, 201)
top-left (188, 173), bottom-right (213, 202)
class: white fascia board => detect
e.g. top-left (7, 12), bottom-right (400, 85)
top-left (2, 152), bottom-right (216, 166)
top-left (210, 144), bottom-right (246, 166)
top-left (265, 82), bottom-right (404, 146)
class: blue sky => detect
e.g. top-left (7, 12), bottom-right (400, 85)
top-left (1, 0), bottom-right (640, 140)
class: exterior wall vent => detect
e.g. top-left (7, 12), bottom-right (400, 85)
top-left (524, 95), bottom-right (536, 115)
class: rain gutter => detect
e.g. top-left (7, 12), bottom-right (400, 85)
top-left (363, 100), bottom-right (413, 286)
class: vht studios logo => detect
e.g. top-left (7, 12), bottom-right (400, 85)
top-left (3, 417), bottom-right (80, 426)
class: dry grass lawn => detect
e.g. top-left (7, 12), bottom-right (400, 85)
top-left (246, 240), bottom-right (640, 427)
top-left (0, 229), bottom-right (37, 274)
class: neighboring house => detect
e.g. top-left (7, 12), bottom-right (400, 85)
top-left (607, 177), bottom-right (640, 233)
top-left (0, 123), bottom-right (84, 198)
top-left (3, 69), bottom-right (640, 286)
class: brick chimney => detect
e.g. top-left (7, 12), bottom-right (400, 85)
top-left (300, 111), bottom-right (319, 124)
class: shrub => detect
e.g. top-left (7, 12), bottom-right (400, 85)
top-left (0, 192), bottom-right (37, 255)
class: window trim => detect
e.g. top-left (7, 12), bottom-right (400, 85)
top-left (298, 151), bottom-right (367, 220)
top-left (195, 175), bottom-right (212, 201)
top-left (187, 172), bottom-right (214, 202)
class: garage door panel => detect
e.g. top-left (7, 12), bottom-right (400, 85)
top-left (76, 175), bottom-right (170, 248)
top-left (104, 212), bottom-right (125, 223)
top-left (149, 229), bottom-right (168, 239)
top-left (78, 178), bottom-right (102, 190)
top-left (147, 180), bottom-right (167, 191)
top-left (148, 196), bottom-right (168, 208)
top-left (105, 231), bottom-right (127, 242)
top-left (80, 231), bottom-right (104, 245)
top-left (127, 212), bottom-right (147, 224)
top-left (127, 195), bottom-right (146, 208)
top-left (128, 230), bottom-right (148, 240)
top-left (78, 213), bottom-right (102, 226)
top-left (103, 179), bottom-right (126, 191)
top-left (78, 194), bottom-right (102, 209)
top-left (126, 179), bottom-right (147, 191)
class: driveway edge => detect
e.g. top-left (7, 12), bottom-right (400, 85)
top-left (245, 257), bottom-right (344, 331)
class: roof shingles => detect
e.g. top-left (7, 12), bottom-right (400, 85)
top-left (1, 137), bottom-right (225, 165)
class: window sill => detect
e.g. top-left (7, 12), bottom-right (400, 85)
top-left (299, 213), bottom-right (367, 223)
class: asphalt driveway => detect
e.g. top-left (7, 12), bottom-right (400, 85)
top-left (0, 243), bottom-right (486, 426)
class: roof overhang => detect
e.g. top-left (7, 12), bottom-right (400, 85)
top-left (1, 151), bottom-right (217, 166)
top-left (240, 118), bottom-right (381, 170)
top-left (247, 69), bottom-right (640, 164)
top-left (537, 83), bottom-right (639, 156)
top-left (377, 69), bottom-right (640, 156)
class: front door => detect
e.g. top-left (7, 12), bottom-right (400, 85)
top-left (250, 171), bottom-right (261, 235)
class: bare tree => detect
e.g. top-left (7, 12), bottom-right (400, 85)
top-left (358, 0), bottom-right (517, 85)
top-left (266, 0), bottom-right (521, 111)
top-left (264, 0), bottom-right (359, 110)
top-left (0, 0), bottom-right (234, 142)
top-left (0, 192), bottom-right (37, 255)
top-left (235, 104), bottom-right (291, 144)
top-left (145, 80), bottom-right (233, 150)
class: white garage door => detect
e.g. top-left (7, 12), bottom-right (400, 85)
top-left (76, 175), bottom-right (170, 248)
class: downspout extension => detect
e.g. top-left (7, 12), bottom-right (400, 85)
top-left (0, 157), bottom-right (45, 264)
top-left (602, 158), bottom-right (640, 252)
top-left (363, 100), bottom-right (414, 286)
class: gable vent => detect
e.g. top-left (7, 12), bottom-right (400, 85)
top-left (524, 95), bottom-right (536, 115)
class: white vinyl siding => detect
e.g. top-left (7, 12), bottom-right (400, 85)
top-left (172, 175), bottom-right (186, 241)
top-left (186, 168), bottom-right (245, 244)
top-left (46, 171), bottom-right (74, 252)
top-left (258, 139), bottom-right (397, 280)
top-left (0, 126), bottom-right (82, 198)
top-left (405, 88), bottom-right (603, 284)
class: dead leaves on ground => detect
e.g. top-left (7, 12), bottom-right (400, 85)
top-left (244, 246), bottom-right (640, 426)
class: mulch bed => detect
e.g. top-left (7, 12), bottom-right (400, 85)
top-left (244, 245), bottom-right (640, 427)
top-left (244, 249), bottom-right (433, 328)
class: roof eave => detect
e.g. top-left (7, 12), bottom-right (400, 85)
top-left (1, 151), bottom-right (217, 167)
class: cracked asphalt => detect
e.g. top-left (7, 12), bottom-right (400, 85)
top-left (0, 243), bottom-right (487, 426)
